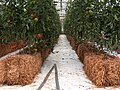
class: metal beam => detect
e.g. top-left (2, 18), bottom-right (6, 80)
top-left (54, 1), bottom-right (67, 3)
top-left (57, 8), bottom-right (66, 10)
top-left (60, 0), bottom-right (62, 12)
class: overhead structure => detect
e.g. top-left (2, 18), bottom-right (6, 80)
top-left (54, 0), bottom-right (68, 19)
top-left (53, 0), bottom-right (73, 32)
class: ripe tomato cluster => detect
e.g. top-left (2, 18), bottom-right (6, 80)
top-left (37, 34), bottom-right (42, 39)
top-left (10, 45), bottom-right (17, 49)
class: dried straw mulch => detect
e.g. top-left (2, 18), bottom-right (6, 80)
top-left (41, 48), bottom-right (51, 61)
top-left (77, 43), bottom-right (120, 87)
top-left (66, 35), bottom-right (75, 49)
top-left (84, 53), bottom-right (120, 87)
top-left (0, 53), bottom-right (42, 85)
top-left (76, 42), bottom-right (97, 63)
top-left (0, 60), bottom-right (6, 84)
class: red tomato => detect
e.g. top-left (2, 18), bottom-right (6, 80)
top-left (11, 45), bottom-right (17, 49)
top-left (117, 51), bottom-right (120, 54)
top-left (37, 34), bottom-right (42, 38)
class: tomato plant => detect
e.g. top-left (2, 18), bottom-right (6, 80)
top-left (64, 0), bottom-right (120, 51)
top-left (0, 0), bottom-right (61, 51)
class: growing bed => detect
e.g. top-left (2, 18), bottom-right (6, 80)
top-left (0, 34), bottom-right (119, 90)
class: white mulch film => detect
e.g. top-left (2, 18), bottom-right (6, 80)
top-left (0, 34), bottom-right (120, 90)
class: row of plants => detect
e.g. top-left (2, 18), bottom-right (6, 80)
top-left (64, 0), bottom-right (120, 87)
top-left (0, 0), bottom-right (61, 56)
top-left (64, 0), bottom-right (120, 52)
top-left (0, 0), bottom-right (61, 86)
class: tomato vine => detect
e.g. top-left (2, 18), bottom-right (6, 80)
top-left (0, 0), bottom-right (61, 49)
top-left (64, 0), bottom-right (120, 51)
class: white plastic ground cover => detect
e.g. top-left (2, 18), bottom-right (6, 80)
top-left (0, 48), bottom-right (24, 60)
top-left (0, 44), bottom-right (34, 60)
top-left (94, 43), bottom-right (120, 58)
top-left (0, 34), bottom-right (120, 90)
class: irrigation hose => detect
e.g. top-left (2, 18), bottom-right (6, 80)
top-left (37, 64), bottom-right (60, 90)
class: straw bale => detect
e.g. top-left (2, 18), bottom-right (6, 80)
top-left (0, 52), bottom-right (42, 85)
top-left (67, 35), bottom-right (75, 48)
top-left (41, 48), bottom-right (51, 60)
top-left (84, 52), bottom-right (120, 87)
top-left (5, 56), bottom-right (20, 85)
top-left (0, 60), bottom-right (6, 83)
top-left (105, 59), bottom-right (120, 86)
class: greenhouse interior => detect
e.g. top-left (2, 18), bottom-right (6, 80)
top-left (0, 0), bottom-right (120, 90)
